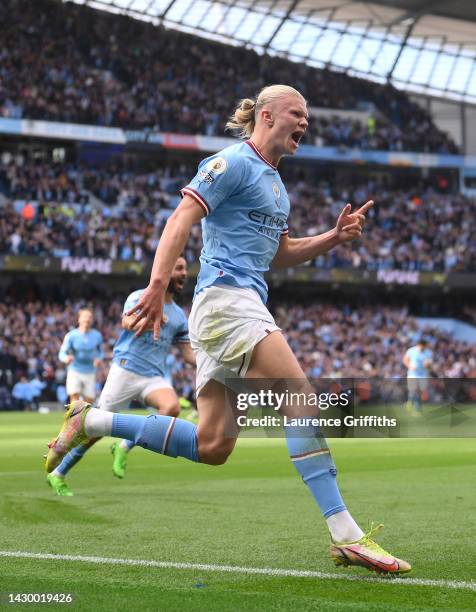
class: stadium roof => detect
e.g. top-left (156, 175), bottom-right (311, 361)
top-left (68, 0), bottom-right (476, 103)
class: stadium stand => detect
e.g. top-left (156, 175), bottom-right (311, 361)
top-left (0, 0), bottom-right (458, 153)
top-left (1, 156), bottom-right (474, 272)
top-left (0, 296), bottom-right (475, 409)
top-left (276, 301), bottom-right (476, 380)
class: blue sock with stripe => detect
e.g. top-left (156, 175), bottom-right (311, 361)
top-left (285, 424), bottom-right (346, 518)
top-left (112, 413), bottom-right (200, 462)
top-left (55, 444), bottom-right (90, 476)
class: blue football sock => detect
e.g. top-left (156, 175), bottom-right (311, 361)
top-left (112, 414), bottom-right (200, 462)
top-left (55, 443), bottom-right (90, 476)
top-left (285, 424), bottom-right (346, 518)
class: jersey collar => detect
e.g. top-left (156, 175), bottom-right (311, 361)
top-left (245, 140), bottom-right (278, 170)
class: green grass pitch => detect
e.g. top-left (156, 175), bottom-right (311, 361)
top-left (0, 412), bottom-right (475, 611)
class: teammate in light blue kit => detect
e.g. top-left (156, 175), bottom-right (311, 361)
top-left (46, 85), bottom-right (410, 573)
top-left (106, 256), bottom-right (195, 477)
top-left (58, 308), bottom-right (103, 404)
top-left (47, 257), bottom-right (195, 495)
top-left (403, 338), bottom-right (433, 415)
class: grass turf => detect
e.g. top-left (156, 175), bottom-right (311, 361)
top-left (0, 411), bottom-right (475, 611)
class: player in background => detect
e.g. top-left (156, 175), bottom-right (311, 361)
top-left (47, 257), bottom-right (195, 496)
top-left (58, 308), bottom-right (103, 404)
top-left (108, 256), bottom-right (195, 478)
top-left (403, 338), bottom-right (433, 416)
top-left (46, 84), bottom-right (410, 574)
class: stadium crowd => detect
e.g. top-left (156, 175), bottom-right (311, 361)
top-left (0, 295), bottom-right (475, 410)
top-left (276, 302), bottom-right (476, 381)
top-left (0, 0), bottom-right (458, 153)
top-left (287, 181), bottom-right (476, 272)
top-left (309, 114), bottom-right (433, 152)
top-left (1, 155), bottom-right (474, 272)
top-left (0, 154), bottom-right (189, 207)
top-left (0, 299), bottom-right (122, 410)
top-left (0, 157), bottom-right (203, 263)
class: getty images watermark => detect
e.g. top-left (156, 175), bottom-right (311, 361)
top-left (235, 389), bottom-right (396, 429)
top-left (223, 378), bottom-right (476, 438)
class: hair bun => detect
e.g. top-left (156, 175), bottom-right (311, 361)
top-left (241, 98), bottom-right (256, 110)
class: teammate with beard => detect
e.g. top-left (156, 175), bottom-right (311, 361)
top-left (46, 257), bottom-right (195, 496)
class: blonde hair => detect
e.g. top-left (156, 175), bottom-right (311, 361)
top-left (225, 84), bottom-right (306, 138)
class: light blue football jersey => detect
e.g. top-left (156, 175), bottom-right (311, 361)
top-left (181, 140), bottom-right (290, 304)
top-left (405, 346), bottom-right (433, 378)
top-left (113, 289), bottom-right (189, 378)
top-left (58, 328), bottom-right (104, 374)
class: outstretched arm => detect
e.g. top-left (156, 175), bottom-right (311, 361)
top-left (272, 200), bottom-right (373, 269)
top-left (127, 195), bottom-right (204, 338)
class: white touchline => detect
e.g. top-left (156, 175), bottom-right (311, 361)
top-left (0, 551), bottom-right (475, 592)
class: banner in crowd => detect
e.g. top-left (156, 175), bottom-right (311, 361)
top-left (0, 255), bottom-right (472, 289)
top-left (2, 117), bottom-right (476, 170)
top-left (0, 255), bottom-right (148, 276)
top-left (0, 118), bottom-right (126, 144)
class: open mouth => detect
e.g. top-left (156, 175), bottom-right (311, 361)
top-left (291, 131), bottom-right (303, 145)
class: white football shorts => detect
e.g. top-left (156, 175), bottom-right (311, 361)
top-left (66, 369), bottom-right (96, 400)
top-left (97, 362), bottom-right (173, 412)
top-left (188, 285), bottom-right (280, 396)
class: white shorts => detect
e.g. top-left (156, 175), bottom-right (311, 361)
top-left (189, 285), bottom-right (280, 396)
top-left (66, 369), bottom-right (96, 399)
top-left (97, 362), bottom-right (173, 412)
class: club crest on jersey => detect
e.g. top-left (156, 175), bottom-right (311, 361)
top-left (272, 181), bottom-right (281, 206)
top-left (198, 157), bottom-right (228, 185)
top-left (207, 157), bottom-right (227, 175)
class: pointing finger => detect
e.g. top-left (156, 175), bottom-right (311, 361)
top-left (357, 200), bottom-right (374, 214)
